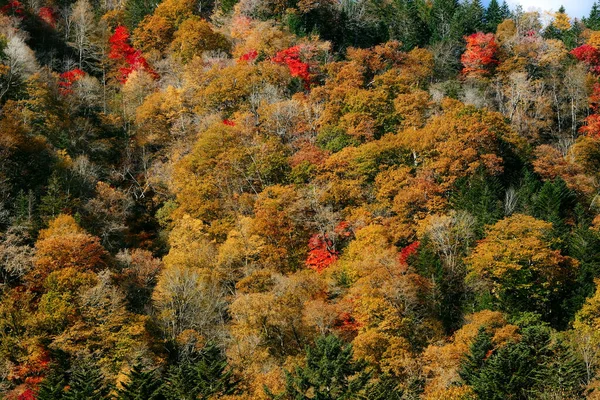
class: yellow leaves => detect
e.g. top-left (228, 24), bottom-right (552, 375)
top-left (422, 310), bottom-right (518, 396)
top-left (134, 85), bottom-right (185, 145)
top-left (394, 89), bottom-right (431, 130)
top-left (230, 18), bottom-right (293, 59)
top-left (184, 60), bottom-right (290, 114)
top-left (170, 17), bottom-right (231, 63)
top-left (38, 214), bottom-right (83, 239)
top-left (153, 0), bottom-right (195, 28)
top-left (133, 15), bottom-right (174, 54)
top-left (163, 214), bottom-right (216, 271)
top-left (552, 10), bottom-right (572, 31)
top-left (589, 30), bottom-right (600, 49)
top-left (466, 214), bottom-right (578, 311)
top-left (533, 143), bottom-right (595, 196)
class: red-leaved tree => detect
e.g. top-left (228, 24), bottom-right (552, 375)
top-left (461, 32), bottom-right (499, 78)
top-left (108, 26), bottom-right (158, 83)
top-left (305, 233), bottom-right (338, 273)
top-left (58, 68), bottom-right (85, 95)
top-left (272, 46), bottom-right (311, 89)
top-left (38, 6), bottom-right (56, 27)
top-left (0, 0), bottom-right (25, 17)
top-left (398, 241), bottom-right (420, 266)
top-left (239, 49), bottom-right (258, 63)
top-left (571, 44), bottom-right (600, 74)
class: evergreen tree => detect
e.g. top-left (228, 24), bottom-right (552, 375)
top-left (500, 0), bottom-right (511, 19)
top-left (116, 362), bottom-right (164, 400)
top-left (164, 344), bottom-right (238, 400)
top-left (450, 0), bottom-right (485, 38)
top-left (429, 0), bottom-right (459, 43)
top-left (585, 1), bottom-right (600, 30)
top-left (124, 0), bottom-right (161, 30)
top-left (38, 172), bottom-right (70, 222)
top-left (64, 359), bottom-right (111, 400)
top-left (268, 335), bottom-right (371, 400)
top-left (364, 374), bottom-right (405, 400)
top-left (459, 328), bottom-right (494, 384)
top-left (386, 0), bottom-right (430, 49)
top-left (484, 0), bottom-right (503, 32)
top-left (37, 367), bottom-right (67, 400)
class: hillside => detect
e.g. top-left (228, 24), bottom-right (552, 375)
top-left (2, 0), bottom-right (600, 398)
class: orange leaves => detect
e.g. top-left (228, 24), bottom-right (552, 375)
top-left (305, 234), bottom-right (338, 273)
top-left (461, 32), bottom-right (499, 78)
top-left (29, 215), bottom-right (109, 288)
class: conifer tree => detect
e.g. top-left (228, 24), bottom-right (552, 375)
top-left (269, 335), bottom-right (371, 400)
top-left (484, 0), bottom-right (503, 32)
top-left (586, 2), bottom-right (600, 30)
top-left (116, 362), bottom-right (164, 400)
top-left (64, 359), bottom-right (111, 400)
top-left (37, 368), bottom-right (67, 400)
top-left (164, 344), bottom-right (238, 400)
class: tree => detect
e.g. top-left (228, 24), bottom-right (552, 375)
top-left (36, 366), bottom-right (67, 400)
top-left (268, 335), bottom-right (371, 400)
top-left (461, 32), bottom-right (499, 77)
top-left (163, 344), bottom-right (238, 400)
top-left (169, 17), bottom-right (230, 63)
top-left (29, 214), bottom-right (110, 288)
top-left (69, 0), bottom-right (97, 70)
top-left (109, 25), bottom-right (157, 83)
top-left (466, 214), bottom-right (578, 320)
top-left (484, 0), bottom-right (503, 33)
top-left (116, 362), bottom-right (164, 400)
top-left (460, 321), bottom-right (586, 400)
top-left (585, 1), bottom-right (600, 30)
top-left (64, 358), bottom-right (111, 400)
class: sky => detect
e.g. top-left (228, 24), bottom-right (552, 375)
top-left (482, 0), bottom-right (595, 19)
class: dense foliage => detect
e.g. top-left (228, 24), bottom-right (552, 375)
top-left (3, 0), bottom-right (600, 398)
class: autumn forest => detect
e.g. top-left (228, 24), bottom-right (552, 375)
top-left (3, 0), bottom-right (600, 398)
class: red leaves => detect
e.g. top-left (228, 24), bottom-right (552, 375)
top-left (38, 6), bottom-right (56, 27)
top-left (306, 233), bottom-right (338, 273)
top-left (273, 46), bottom-right (311, 89)
top-left (109, 26), bottom-right (158, 83)
top-left (58, 68), bottom-right (85, 95)
top-left (18, 389), bottom-right (36, 400)
top-left (461, 32), bottom-right (499, 78)
top-left (222, 119), bottom-right (235, 126)
top-left (1, 0), bottom-right (25, 17)
top-left (580, 114), bottom-right (600, 138)
top-left (239, 49), bottom-right (258, 63)
top-left (571, 44), bottom-right (600, 74)
top-left (335, 311), bottom-right (361, 332)
top-left (398, 241), bottom-right (420, 266)
top-left (571, 48), bottom-right (600, 137)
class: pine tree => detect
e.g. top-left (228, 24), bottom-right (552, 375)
top-left (37, 368), bottom-right (67, 400)
top-left (38, 172), bottom-right (70, 221)
top-left (429, 0), bottom-right (459, 43)
top-left (586, 1), bottom-right (600, 30)
top-left (451, 0), bottom-right (485, 38)
top-left (268, 335), bottom-right (371, 400)
top-left (64, 359), bottom-right (111, 400)
top-left (500, 1), bottom-right (511, 20)
top-left (164, 344), bottom-right (238, 400)
top-left (364, 374), bottom-right (404, 400)
top-left (459, 328), bottom-right (493, 384)
top-left (484, 0), bottom-right (503, 32)
top-left (116, 362), bottom-right (164, 400)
